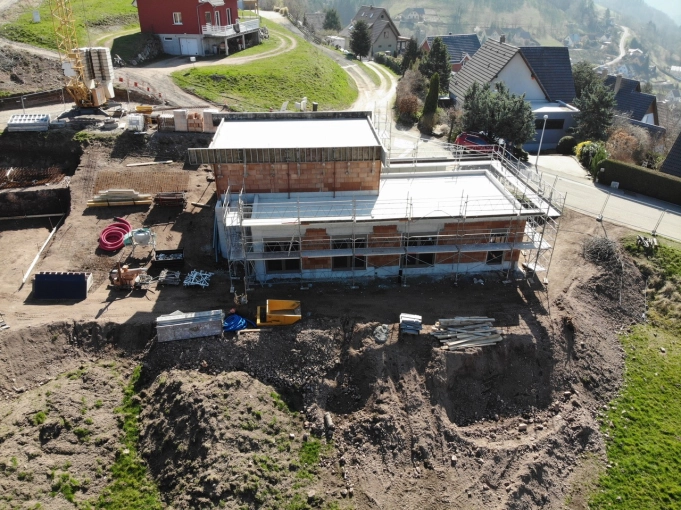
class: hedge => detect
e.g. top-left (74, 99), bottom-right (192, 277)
top-left (598, 159), bottom-right (681, 206)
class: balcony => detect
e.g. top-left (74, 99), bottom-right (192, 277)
top-left (201, 18), bottom-right (260, 37)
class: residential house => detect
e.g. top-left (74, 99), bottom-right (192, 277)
top-left (603, 74), bottom-right (666, 140)
top-left (449, 37), bottom-right (579, 151)
top-left (666, 89), bottom-right (681, 103)
top-left (339, 5), bottom-right (401, 57)
top-left (659, 131), bottom-right (681, 178)
top-left (604, 74), bottom-right (661, 126)
top-left (135, 0), bottom-right (260, 56)
top-left (420, 34), bottom-right (481, 72)
top-left (187, 111), bottom-right (559, 283)
top-left (564, 33), bottom-right (581, 48)
top-left (400, 8), bottom-right (424, 22)
top-left (507, 27), bottom-right (539, 47)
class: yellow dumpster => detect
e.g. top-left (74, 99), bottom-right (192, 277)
top-left (256, 300), bottom-right (301, 326)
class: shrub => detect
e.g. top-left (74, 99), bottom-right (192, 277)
top-left (598, 159), bottom-right (681, 206)
top-left (575, 140), bottom-right (607, 177)
top-left (513, 147), bottom-right (530, 162)
top-left (397, 94), bottom-right (419, 123)
top-left (556, 136), bottom-right (577, 155)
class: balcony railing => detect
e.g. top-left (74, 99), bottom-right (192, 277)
top-left (201, 18), bottom-right (260, 37)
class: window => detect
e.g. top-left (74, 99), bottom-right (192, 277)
top-left (172, 12), bottom-right (182, 25)
top-left (490, 228), bottom-right (509, 243)
top-left (402, 235), bottom-right (436, 267)
top-left (215, 11), bottom-right (220, 26)
top-left (384, 31), bottom-right (388, 38)
top-left (205, 11), bottom-right (211, 24)
top-left (163, 37), bottom-right (173, 41)
top-left (534, 118), bottom-right (565, 130)
top-left (264, 240), bottom-right (301, 273)
top-left (486, 250), bottom-right (504, 265)
top-left (226, 8), bottom-right (232, 25)
top-left (332, 238), bottom-right (367, 270)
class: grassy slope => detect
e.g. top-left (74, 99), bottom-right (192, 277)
top-left (171, 21), bottom-right (358, 111)
top-left (590, 238), bottom-right (681, 509)
top-left (0, 0), bottom-right (138, 49)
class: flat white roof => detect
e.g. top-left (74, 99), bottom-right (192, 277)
top-left (530, 101), bottom-right (579, 114)
top-left (210, 117), bottom-right (382, 149)
top-left (244, 171), bottom-right (527, 226)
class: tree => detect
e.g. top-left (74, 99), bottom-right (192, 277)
top-left (401, 37), bottom-right (420, 75)
top-left (461, 82), bottom-right (535, 147)
top-left (323, 9), bottom-right (341, 31)
top-left (572, 61), bottom-right (601, 100)
top-left (419, 37), bottom-right (451, 93)
top-left (642, 81), bottom-right (653, 94)
top-left (572, 82), bottom-right (616, 141)
top-left (419, 73), bottom-right (440, 133)
top-left (350, 20), bottom-right (371, 60)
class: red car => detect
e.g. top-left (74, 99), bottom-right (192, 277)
top-left (454, 132), bottom-right (495, 152)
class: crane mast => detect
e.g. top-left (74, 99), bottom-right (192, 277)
top-left (49, 0), bottom-right (93, 107)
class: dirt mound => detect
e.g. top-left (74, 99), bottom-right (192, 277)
top-left (139, 370), bottom-right (334, 509)
top-left (0, 45), bottom-right (63, 96)
top-left (0, 362), bottom-right (133, 508)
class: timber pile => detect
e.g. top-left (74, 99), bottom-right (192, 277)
top-left (431, 317), bottom-right (502, 351)
top-left (87, 189), bottom-right (152, 207)
top-left (154, 192), bottom-right (187, 207)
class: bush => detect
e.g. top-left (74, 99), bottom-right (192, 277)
top-left (599, 159), bottom-right (681, 206)
top-left (556, 136), bottom-right (577, 155)
top-left (513, 147), bottom-right (530, 162)
top-left (575, 140), bottom-right (607, 177)
top-left (397, 94), bottom-right (419, 123)
top-left (374, 52), bottom-right (401, 74)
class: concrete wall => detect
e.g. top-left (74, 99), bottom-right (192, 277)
top-left (214, 160), bottom-right (382, 195)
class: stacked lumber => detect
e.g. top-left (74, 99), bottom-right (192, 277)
top-left (431, 317), bottom-right (502, 351)
top-left (154, 192), bottom-right (187, 207)
top-left (87, 189), bottom-right (153, 207)
top-left (187, 112), bottom-right (204, 132)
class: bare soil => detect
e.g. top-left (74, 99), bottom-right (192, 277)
top-left (0, 45), bottom-right (64, 97)
top-left (0, 131), bottom-right (647, 509)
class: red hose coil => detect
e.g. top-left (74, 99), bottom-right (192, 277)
top-left (99, 217), bottom-right (132, 251)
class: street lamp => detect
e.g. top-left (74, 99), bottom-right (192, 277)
top-left (535, 114), bottom-right (548, 171)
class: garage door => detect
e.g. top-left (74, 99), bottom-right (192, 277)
top-left (179, 38), bottom-right (200, 56)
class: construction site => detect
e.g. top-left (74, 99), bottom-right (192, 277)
top-left (0, 0), bottom-right (658, 507)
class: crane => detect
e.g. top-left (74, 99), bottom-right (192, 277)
top-left (49, 0), bottom-right (110, 108)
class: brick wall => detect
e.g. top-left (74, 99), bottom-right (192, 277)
top-left (367, 224), bottom-right (401, 268)
top-left (214, 160), bottom-right (381, 195)
top-left (301, 228), bottom-right (331, 270)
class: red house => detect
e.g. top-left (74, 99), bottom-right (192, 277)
top-left (135, 0), bottom-right (261, 56)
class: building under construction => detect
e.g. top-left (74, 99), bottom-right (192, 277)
top-left (188, 112), bottom-right (563, 289)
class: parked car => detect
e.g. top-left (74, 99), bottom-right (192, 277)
top-left (454, 132), bottom-right (495, 152)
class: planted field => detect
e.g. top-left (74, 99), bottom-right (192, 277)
top-left (0, 0), bottom-right (139, 49)
top-left (171, 22), bottom-right (357, 111)
top-left (591, 238), bottom-right (681, 508)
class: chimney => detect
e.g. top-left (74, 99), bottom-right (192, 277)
top-left (499, 34), bottom-right (506, 43)
top-left (614, 74), bottom-right (623, 94)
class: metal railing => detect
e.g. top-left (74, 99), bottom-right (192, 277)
top-left (201, 18), bottom-right (260, 37)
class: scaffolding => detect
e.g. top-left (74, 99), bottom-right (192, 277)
top-left (216, 138), bottom-right (564, 293)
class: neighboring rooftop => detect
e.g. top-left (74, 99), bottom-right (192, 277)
top-left (604, 75), bottom-right (657, 122)
top-left (660, 132), bottom-right (681, 178)
top-left (519, 46), bottom-right (576, 102)
top-left (210, 113), bottom-right (382, 150)
top-left (423, 34), bottom-right (481, 64)
top-left (449, 39), bottom-right (520, 100)
top-left (245, 171), bottom-right (525, 226)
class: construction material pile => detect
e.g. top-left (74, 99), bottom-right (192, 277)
top-left (158, 269), bottom-right (181, 286)
top-left (399, 313), bottom-right (422, 335)
top-left (154, 192), bottom-right (187, 207)
top-left (183, 270), bottom-right (214, 288)
top-left (88, 189), bottom-right (153, 208)
top-left (431, 317), bottom-right (502, 351)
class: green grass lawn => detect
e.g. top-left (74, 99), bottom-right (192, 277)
top-left (590, 238), bottom-right (681, 509)
top-left (0, 0), bottom-right (138, 49)
top-left (171, 22), bottom-right (357, 111)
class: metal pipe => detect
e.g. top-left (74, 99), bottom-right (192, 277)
top-left (535, 114), bottom-right (548, 171)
